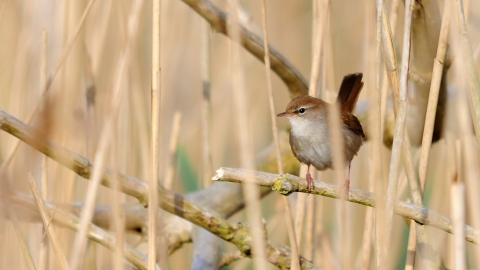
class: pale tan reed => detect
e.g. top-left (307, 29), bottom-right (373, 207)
top-left (228, 0), bottom-right (267, 268)
top-left (0, 0), bottom-right (96, 176)
top-left (69, 1), bottom-right (144, 269)
top-left (27, 173), bottom-right (69, 270)
top-left (39, 28), bottom-right (49, 270)
top-left (164, 112), bottom-right (182, 190)
top-left (200, 19), bottom-right (213, 188)
top-left (4, 200), bottom-right (37, 270)
top-left (259, 1), bottom-right (300, 268)
top-left (418, 0), bottom-right (451, 192)
top-left (150, 1), bottom-right (161, 267)
top-left (451, 0), bottom-right (480, 265)
top-left (383, 0), bottom-right (414, 267)
top-left (451, 167), bottom-right (466, 270)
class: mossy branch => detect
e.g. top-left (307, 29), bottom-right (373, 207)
top-left (212, 167), bottom-right (479, 245)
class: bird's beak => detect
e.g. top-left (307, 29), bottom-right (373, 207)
top-left (277, 112), bottom-right (290, 117)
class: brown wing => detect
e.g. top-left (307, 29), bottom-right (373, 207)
top-left (341, 111), bottom-right (365, 138)
top-left (336, 73), bottom-right (364, 113)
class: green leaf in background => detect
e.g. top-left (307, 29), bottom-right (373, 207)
top-left (177, 145), bottom-right (199, 192)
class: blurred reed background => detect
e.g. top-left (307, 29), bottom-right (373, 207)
top-left (0, 0), bottom-right (479, 269)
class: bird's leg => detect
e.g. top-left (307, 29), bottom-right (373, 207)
top-left (344, 162), bottom-right (351, 198)
top-left (306, 165), bottom-right (314, 192)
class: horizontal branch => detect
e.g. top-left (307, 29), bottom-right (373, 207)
top-left (213, 167), bottom-right (479, 245)
top-left (0, 109), bottom-right (317, 269)
top-left (181, 0), bottom-right (308, 97)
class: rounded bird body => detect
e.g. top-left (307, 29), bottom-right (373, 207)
top-left (277, 73), bottom-right (365, 193)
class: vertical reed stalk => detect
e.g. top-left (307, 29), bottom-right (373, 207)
top-left (228, 0), bottom-right (267, 268)
top-left (259, 1), bottom-right (300, 268)
top-left (27, 174), bottom-right (69, 270)
top-left (200, 19), bottom-right (213, 188)
top-left (383, 0), bottom-right (414, 268)
top-left (150, 0), bottom-right (161, 267)
top-left (69, 2), bottom-right (143, 269)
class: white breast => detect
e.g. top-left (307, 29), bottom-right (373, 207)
top-left (288, 116), bottom-right (332, 170)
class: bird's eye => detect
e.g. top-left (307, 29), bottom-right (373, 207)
top-left (298, 108), bottom-right (306, 114)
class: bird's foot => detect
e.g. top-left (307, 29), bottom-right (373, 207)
top-left (343, 179), bottom-right (350, 199)
top-left (306, 172), bottom-right (314, 192)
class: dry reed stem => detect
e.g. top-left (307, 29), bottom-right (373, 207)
top-left (4, 200), bottom-right (37, 270)
top-left (69, 1), bottom-right (144, 269)
top-left (0, 0), bottom-right (96, 177)
top-left (294, 165), bottom-right (307, 248)
top-left (378, 1), bottom-right (441, 266)
top-left (405, 1), bottom-right (452, 267)
top-left (304, 194), bottom-right (315, 260)
top-left (164, 112), bottom-right (182, 190)
top-left (383, 0), bottom-right (414, 267)
top-left (380, 0), bottom-right (400, 136)
top-left (404, 221), bottom-right (416, 270)
top-left (200, 19), bottom-right (213, 188)
top-left (0, 105), bottom-right (315, 269)
top-left (11, 192), bottom-right (149, 269)
top-left (380, 3), bottom-right (399, 106)
top-left (359, 206), bottom-right (373, 270)
top-left (402, 135), bottom-right (443, 268)
top-left (308, 0), bottom-right (326, 97)
top-left (418, 0), bottom-right (451, 191)
top-left (451, 0), bottom-right (480, 265)
top-left (26, 173), bottom-right (69, 270)
top-left (296, 1), bottom-right (328, 263)
top-left (213, 167), bottom-right (480, 244)
top-left (456, 77), bottom-right (480, 267)
top-left (451, 176), bottom-right (466, 270)
top-left (228, 0), bottom-right (267, 267)
top-left (373, 0), bottom-right (385, 268)
top-left (451, 0), bottom-right (480, 148)
top-left (150, 0), bottom-right (161, 268)
top-left (110, 140), bottom-right (125, 270)
top-left (327, 102), bottom-right (348, 268)
top-left (259, 1), bottom-right (299, 269)
top-left (39, 28), bottom-right (49, 270)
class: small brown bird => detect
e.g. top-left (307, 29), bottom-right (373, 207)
top-left (277, 73), bottom-right (365, 194)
